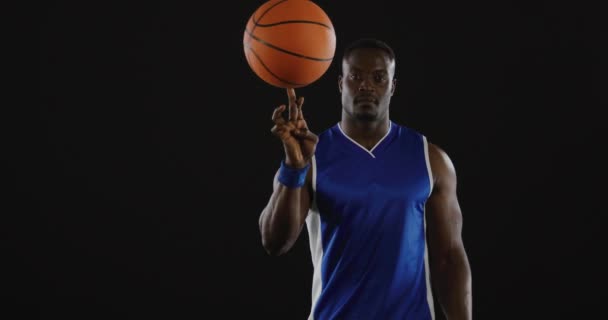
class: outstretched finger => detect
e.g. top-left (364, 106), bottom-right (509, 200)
top-left (286, 87), bottom-right (296, 104)
top-left (272, 105), bottom-right (286, 124)
top-left (287, 88), bottom-right (298, 122)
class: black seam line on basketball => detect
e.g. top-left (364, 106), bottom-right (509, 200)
top-left (247, 0), bottom-right (289, 46)
top-left (248, 49), bottom-right (306, 87)
top-left (247, 46), bottom-right (306, 87)
top-left (244, 28), bottom-right (333, 62)
top-left (247, 46), bottom-right (305, 87)
top-left (252, 17), bottom-right (333, 30)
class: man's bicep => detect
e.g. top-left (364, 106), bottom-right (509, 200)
top-left (426, 187), bottom-right (463, 250)
top-left (426, 144), bottom-right (464, 259)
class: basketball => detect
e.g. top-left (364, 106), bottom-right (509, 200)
top-left (243, 0), bottom-right (336, 88)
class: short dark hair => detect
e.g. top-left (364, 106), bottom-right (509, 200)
top-left (342, 38), bottom-right (396, 62)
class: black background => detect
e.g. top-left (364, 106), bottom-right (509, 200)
top-left (23, 0), bottom-right (606, 318)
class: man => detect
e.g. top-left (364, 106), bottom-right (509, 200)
top-left (258, 38), bottom-right (472, 320)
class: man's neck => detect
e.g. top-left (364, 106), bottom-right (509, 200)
top-left (340, 116), bottom-right (390, 150)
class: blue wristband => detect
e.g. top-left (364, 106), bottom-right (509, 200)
top-left (278, 160), bottom-right (310, 188)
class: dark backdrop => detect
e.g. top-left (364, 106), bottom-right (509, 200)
top-left (22, 0), bottom-right (606, 318)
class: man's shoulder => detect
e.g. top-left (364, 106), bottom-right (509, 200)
top-left (427, 142), bottom-right (457, 182)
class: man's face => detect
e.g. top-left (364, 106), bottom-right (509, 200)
top-left (339, 48), bottom-right (396, 122)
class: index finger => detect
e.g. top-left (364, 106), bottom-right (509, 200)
top-left (286, 87), bottom-right (296, 105)
top-left (286, 87), bottom-right (298, 122)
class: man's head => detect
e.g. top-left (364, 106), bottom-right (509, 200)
top-left (339, 38), bottom-right (397, 123)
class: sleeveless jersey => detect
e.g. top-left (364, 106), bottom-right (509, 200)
top-left (305, 121), bottom-right (435, 320)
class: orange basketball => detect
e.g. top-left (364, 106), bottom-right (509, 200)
top-left (243, 0), bottom-right (336, 88)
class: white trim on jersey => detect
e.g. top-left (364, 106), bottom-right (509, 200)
top-left (306, 155), bottom-right (323, 320)
top-left (336, 122), bottom-right (392, 158)
top-left (423, 135), bottom-right (434, 197)
top-left (423, 135), bottom-right (436, 320)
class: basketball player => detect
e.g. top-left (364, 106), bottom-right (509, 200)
top-left (259, 38), bottom-right (472, 320)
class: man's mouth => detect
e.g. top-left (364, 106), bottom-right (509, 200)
top-left (355, 96), bottom-right (377, 103)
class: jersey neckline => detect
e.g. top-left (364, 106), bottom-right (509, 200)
top-left (335, 121), bottom-right (395, 159)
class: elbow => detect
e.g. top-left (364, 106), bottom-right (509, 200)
top-left (434, 245), bottom-right (469, 272)
top-left (261, 236), bottom-right (289, 256)
top-left (258, 207), bottom-right (301, 256)
top-left (260, 231), bottom-right (292, 256)
top-left (261, 224), bottom-right (299, 256)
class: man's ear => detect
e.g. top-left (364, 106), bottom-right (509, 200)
top-left (391, 78), bottom-right (397, 96)
top-left (338, 75), bottom-right (343, 93)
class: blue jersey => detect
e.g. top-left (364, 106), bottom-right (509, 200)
top-left (305, 121), bottom-right (435, 320)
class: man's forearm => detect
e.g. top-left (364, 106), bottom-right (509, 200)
top-left (259, 172), bottom-right (311, 256)
top-left (433, 247), bottom-right (472, 320)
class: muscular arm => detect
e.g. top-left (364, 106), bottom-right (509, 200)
top-left (259, 88), bottom-right (317, 256)
top-left (258, 163), bottom-right (313, 256)
top-left (426, 143), bottom-right (472, 319)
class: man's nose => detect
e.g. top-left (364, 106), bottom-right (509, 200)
top-left (358, 77), bottom-right (373, 91)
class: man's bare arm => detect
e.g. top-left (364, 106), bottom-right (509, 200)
top-left (426, 142), bottom-right (473, 319)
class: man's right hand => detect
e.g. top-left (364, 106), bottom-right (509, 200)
top-left (271, 88), bottom-right (319, 169)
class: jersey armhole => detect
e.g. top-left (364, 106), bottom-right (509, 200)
top-left (310, 155), bottom-right (317, 211)
top-left (423, 135), bottom-right (434, 197)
